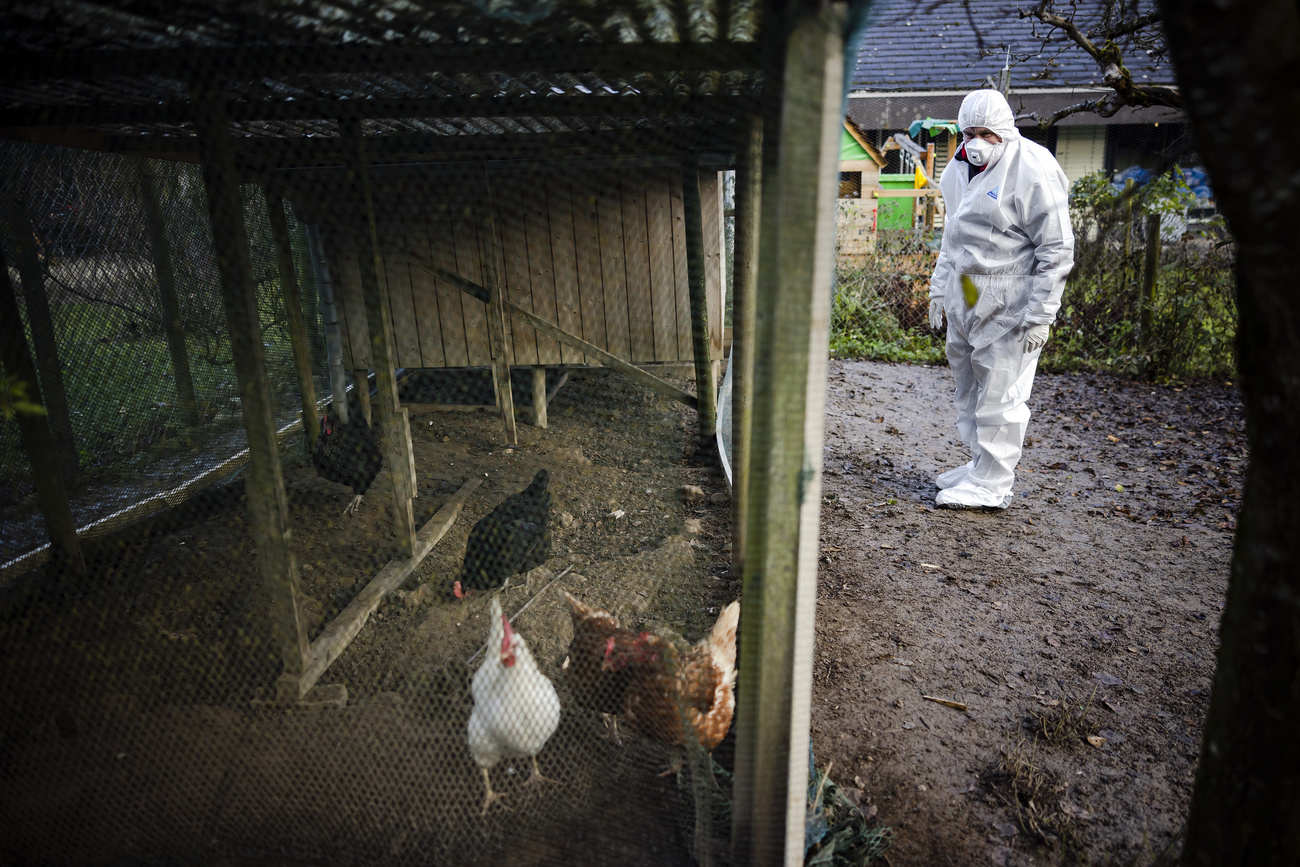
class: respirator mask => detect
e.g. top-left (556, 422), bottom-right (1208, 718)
top-left (964, 137), bottom-right (999, 167)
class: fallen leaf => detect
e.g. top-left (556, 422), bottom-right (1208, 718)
top-left (1094, 672), bottom-right (1123, 687)
top-left (1115, 484), bottom-right (1124, 492)
top-left (1127, 646), bottom-right (1139, 653)
top-left (1086, 735), bottom-right (1107, 748)
top-left (1107, 435), bottom-right (1120, 443)
top-left (1047, 461), bottom-right (1069, 470)
top-left (921, 695), bottom-right (968, 711)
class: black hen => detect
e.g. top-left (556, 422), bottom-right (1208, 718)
top-left (456, 469), bottom-right (552, 598)
top-left (311, 409), bottom-right (384, 517)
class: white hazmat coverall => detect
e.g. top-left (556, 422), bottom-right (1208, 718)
top-left (928, 90), bottom-right (1074, 508)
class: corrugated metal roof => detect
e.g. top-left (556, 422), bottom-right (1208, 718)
top-left (852, 0), bottom-right (1173, 92)
top-left (0, 0), bottom-right (765, 162)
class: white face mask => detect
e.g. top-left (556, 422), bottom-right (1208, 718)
top-left (965, 137), bottom-right (998, 167)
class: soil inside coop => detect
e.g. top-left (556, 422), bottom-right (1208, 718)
top-left (0, 368), bottom-right (740, 867)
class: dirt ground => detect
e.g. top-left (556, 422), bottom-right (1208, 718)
top-left (0, 358), bottom-right (1242, 866)
top-left (0, 368), bottom-right (739, 866)
top-left (811, 359), bottom-right (1243, 866)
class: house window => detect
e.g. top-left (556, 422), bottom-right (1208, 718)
top-left (839, 172), bottom-right (862, 198)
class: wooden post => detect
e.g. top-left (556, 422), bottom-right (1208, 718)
top-left (682, 161), bottom-right (719, 455)
top-left (531, 366), bottom-right (548, 429)
top-left (264, 187), bottom-right (320, 454)
top-left (479, 170), bottom-right (519, 446)
top-left (924, 142), bottom-right (937, 229)
top-left (305, 223), bottom-right (350, 425)
top-left (189, 80), bottom-right (309, 691)
top-left (0, 248), bottom-right (86, 578)
top-left (731, 114), bottom-right (762, 578)
top-left (338, 115), bottom-right (417, 557)
top-left (1122, 178), bottom-right (1136, 291)
top-left (730, 5), bottom-right (845, 865)
top-left (137, 161), bottom-right (199, 425)
top-left (354, 369), bottom-right (372, 424)
top-left (1, 184), bottom-right (80, 486)
top-left (1139, 210), bottom-right (1163, 358)
top-left (293, 219), bottom-right (327, 376)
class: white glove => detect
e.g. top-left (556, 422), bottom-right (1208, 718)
top-left (928, 297), bottom-right (945, 330)
top-left (1025, 323), bottom-right (1051, 352)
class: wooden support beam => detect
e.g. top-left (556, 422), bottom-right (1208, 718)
top-left (306, 223), bottom-right (349, 423)
top-left (479, 172), bottom-right (518, 446)
top-left (730, 5), bottom-right (845, 865)
top-left (353, 369), bottom-right (372, 424)
top-left (1139, 211), bottom-right (1163, 358)
top-left (137, 162), bottom-right (199, 425)
top-left (1, 184), bottom-right (80, 486)
top-left (0, 248), bottom-right (86, 579)
top-left (0, 93), bottom-right (757, 129)
top-left (190, 80), bottom-right (309, 684)
top-left (731, 114), bottom-right (763, 577)
top-left (683, 162), bottom-right (719, 450)
top-left (1, 43), bottom-right (761, 83)
top-left (264, 187), bottom-right (320, 455)
top-left (532, 366), bottom-right (548, 429)
top-left (280, 476), bottom-right (482, 700)
top-left (339, 115), bottom-right (418, 557)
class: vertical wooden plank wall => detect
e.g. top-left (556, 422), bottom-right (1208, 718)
top-left (326, 168), bottom-right (722, 372)
top-left (522, 188), bottom-right (562, 364)
top-left (406, 187), bottom-right (445, 368)
top-left (700, 170), bottom-right (726, 362)
top-left (670, 172), bottom-right (693, 361)
top-left (546, 177), bottom-right (586, 365)
top-left (426, 199), bottom-right (470, 368)
top-left (571, 180), bottom-right (607, 361)
top-left (597, 170), bottom-right (632, 361)
top-left (621, 176), bottom-right (654, 364)
top-left (381, 185), bottom-right (422, 369)
top-left (450, 192), bottom-right (492, 367)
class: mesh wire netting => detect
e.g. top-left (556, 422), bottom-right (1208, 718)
top-left (0, 9), bottom-right (798, 860)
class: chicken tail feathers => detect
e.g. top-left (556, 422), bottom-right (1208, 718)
top-left (705, 601), bottom-right (740, 688)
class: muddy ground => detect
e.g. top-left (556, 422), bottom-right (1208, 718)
top-left (0, 358), bottom-right (1242, 866)
top-left (811, 359), bottom-right (1243, 866)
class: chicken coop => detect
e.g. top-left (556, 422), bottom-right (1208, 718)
top-left (0, 1), bottom-right (861, 865)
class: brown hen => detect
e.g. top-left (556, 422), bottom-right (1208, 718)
top-left (560, 590), bottom-right (642, 741)
top-left (605, 601), bottom-right (740, 757)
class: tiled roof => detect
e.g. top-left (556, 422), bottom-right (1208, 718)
top-left (852, 0), bottom-right (1174, 92)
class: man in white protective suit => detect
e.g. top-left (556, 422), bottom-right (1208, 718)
top-left (927, 89), bottom-right (1074, 509)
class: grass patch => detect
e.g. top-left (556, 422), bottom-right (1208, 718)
top-left (984, 736), bottom-right (1086, 857)
top-left (1034, 687), bottom-right (1100, 747)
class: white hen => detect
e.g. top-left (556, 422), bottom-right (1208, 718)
top-left (467, 596), bottom-right (562, 814)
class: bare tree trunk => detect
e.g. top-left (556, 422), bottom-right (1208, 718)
top-left (1160, 2), bottom-right (1300, 863)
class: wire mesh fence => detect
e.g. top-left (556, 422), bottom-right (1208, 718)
top-left (0, 141), bottom-right (333, 566)
top-left (831, 172), bottom-right (1236, 380)
top-left (0, 75), bottom-right (773, 863)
